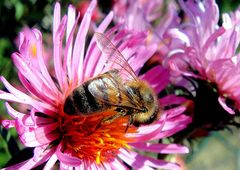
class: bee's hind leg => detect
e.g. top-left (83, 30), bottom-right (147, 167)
top-left (95, 108), bottom-right (127, 131)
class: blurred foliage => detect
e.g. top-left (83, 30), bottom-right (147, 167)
top-left (184, 128), bottom-right (240, 170)
top-left (0, 0), bottom-right (240, 169)
top-left (216, 0), bottom-right (240, 13)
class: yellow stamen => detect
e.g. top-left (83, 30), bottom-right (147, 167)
top-left (96, 151), bottom-right (101, 164)
top-left (98, 138), bottom-right (104, 144)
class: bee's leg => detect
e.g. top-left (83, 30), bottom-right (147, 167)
top-left (95, 108), bottom-right (127, 131)
top-left (125, 115), bottom-right (134, 133)
top-left (103, 109), bottom-right (127, 124)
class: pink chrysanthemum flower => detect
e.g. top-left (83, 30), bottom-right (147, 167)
top-left (113, 0), bottom-right (179, 32)
top-left (113, 0), bottom-right (183, 72)
top-left (0, 1), bottom-right (191, 169)
top-left (163, 0), bottom-right (240, 114)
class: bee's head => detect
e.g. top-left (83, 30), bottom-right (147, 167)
top-left (126, 80), bottom-right (160, 127)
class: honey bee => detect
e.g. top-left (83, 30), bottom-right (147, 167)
top-left (63, 32), bottom-right (160, 129)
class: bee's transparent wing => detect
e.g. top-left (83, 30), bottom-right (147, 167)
top-left (94, 32), bottom-right (138, 82)
top-left (87, 70), bottom-right (142, 109)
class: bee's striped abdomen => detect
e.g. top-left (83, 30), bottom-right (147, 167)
top-left (64, 81), bottom-right (105, 115)
top-left (63, 70), bottom-right (121, 115)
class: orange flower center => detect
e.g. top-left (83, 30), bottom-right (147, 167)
top-left (59, 111), bottom-right (136, 164)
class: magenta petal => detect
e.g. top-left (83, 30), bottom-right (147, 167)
top-left (159, 95), bottom-right (187, 107)
top-left (141, 66), bottom-right (170, 93)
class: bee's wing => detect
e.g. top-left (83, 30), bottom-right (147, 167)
top-left (94, 32), bottom-right (138, 82)
top-left (88, 70), bottom-right (142, 109)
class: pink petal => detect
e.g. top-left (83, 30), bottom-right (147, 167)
top-left (56, 144), bottom-right (82, 167)
top-left (1, 76), bottom-right (34, 103)
top-left (119, 149), bottom-right (179, 170)
top-left (3, 147), bottom-right (55, 170)
top-left (2, 120), bottom-right (15, 129)
top-left (43, 153), bottom-right (58, 170)
top-left (11, 53), bottom-right (57, 101)
top-left (32, 28), bottom-right (60, 95)
top-left (141, 66), bottom-right (170, 93)
top-left (0, 90), bottom-right (26, 103)
top-left (83, 11), bottom-right (114, 78)
top-left (65, 7), bottom-right (79, 84)
top-left (202, 27), bottom-right (225, 55)
top-left (164, 28), bottom-right (190, 46)
top-left (53, 2), bottom-right (61, 37)
top-left (159, 95), bottom-right (187, 107)
top-left (72, 0), bottom-right (97, 84)
top-left (130, 143), bottom-right (189, 154)
top-left (109, 159), bottom-right (128, 170)
top-left (53, 15), bottom-right (67, 91)
top-left (162, 106), bottom-right (187, 119)
top-left (218, 96), bottom-right (235, 114)
top-left (18, 72), bottom-right (55, 106)
top-left (5, 102), bottom-right (26, 119)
